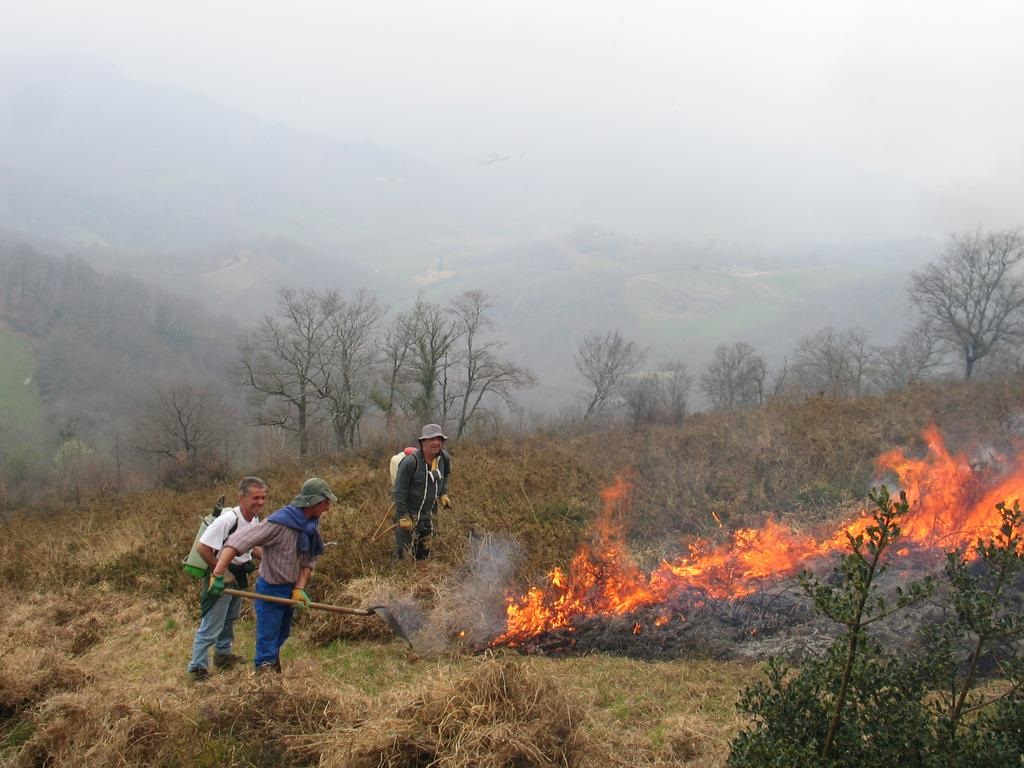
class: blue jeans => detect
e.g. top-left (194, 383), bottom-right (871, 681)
top-left (187, 591), bottom-right (242, 672)
top-left (254, 577), bottom-right (295, 668)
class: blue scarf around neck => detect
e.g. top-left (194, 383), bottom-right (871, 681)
top-left (267, 505), bottom-right (325, 557)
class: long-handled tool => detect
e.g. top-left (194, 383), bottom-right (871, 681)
top-left (371, 502), bottom-right (398, 541)
top-left (223, 588), bottom-right (412, 647)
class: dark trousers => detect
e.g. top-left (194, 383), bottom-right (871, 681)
top-left (394, 517), bottom-right (433, 560)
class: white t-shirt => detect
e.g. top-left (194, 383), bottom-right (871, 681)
top-left (198, 506), bottom-right (260, 565)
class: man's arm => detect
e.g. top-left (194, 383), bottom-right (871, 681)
top-left (197, 542), bottom-right (218, 570)
top-left (440, 451), bottom-right (451, 496)
top-left (211, 546), bottom-right (239, 578)
top-left (215, 522), bottom-right (277, 578)
top-left (294, 566), bottom-right (313, 590)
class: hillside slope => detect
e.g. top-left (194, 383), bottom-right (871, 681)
top-left (0, 327), bottom-right (43, 447)
top-left (0, 244), bottom-right (243, 479)
top-left (2, 376), bottom-right (1023, 766)
top-left (0, 58), bottom-right (942, 406)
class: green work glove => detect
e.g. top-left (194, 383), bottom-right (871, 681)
top-left (398, 516), bottom-right (415, 532)
top-left (208, 574), bottom-right (225, 597)
top-left (291, 588), bottom-right (311, 608)
top-left (439, 494), bottom-right (451, 509)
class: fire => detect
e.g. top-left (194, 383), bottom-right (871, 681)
top-left (493, 426), bottom-right (1023, 646)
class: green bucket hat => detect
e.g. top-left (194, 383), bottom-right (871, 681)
top-left (290, 477), bottom-right (338, 508)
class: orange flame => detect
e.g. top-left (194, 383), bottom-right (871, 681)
top-left (493, 426), bottom-right (1023, 646)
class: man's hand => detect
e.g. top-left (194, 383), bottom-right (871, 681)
top-left (398, 516), bottom-right (415, 532)
top-left (439, 494), bottom-right (452, 509)
top-left (291, 589), bottom-right (311, 608)
top-left (208, 574), bottom-right (225, 597)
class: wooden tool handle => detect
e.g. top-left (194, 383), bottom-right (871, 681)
top-left (223, 587), bottom-right (373, 616)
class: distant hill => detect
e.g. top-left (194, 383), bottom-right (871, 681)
top-left (0, 55), bottom-right (481, 255)
top-left (0, 56), bottom-right (944, 410)
top-left (0, 242), bottom-right (241, 454)
top-left (0, 326), bottom-right (43, 452)
top-left (413, 230), bottom-right (938, 404)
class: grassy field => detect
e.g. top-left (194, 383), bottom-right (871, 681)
top-left (625, 264), bottom-right (897, 360)
top-left (0, 584), bottom-right (759, 767)
top-left (3, 376), bottom-right (1024, 766)
top-left (0, 328), bottom-right (42, 437)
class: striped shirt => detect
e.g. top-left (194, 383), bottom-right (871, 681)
top-left (224, 520), bottom-right (319, 586)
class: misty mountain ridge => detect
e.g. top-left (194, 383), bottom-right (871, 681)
top-left (0, 55), bottom-right (946, 409)
top-left (0, 54), bottom-right (481, 253)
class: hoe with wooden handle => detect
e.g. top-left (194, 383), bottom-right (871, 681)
top-left (223, 587), bottom-right (413, 647)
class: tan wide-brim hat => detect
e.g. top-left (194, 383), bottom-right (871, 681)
top-left (418, 423), bottom-right (448, 441)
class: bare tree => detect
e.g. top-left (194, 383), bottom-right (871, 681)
top-left (660, 361), bottom-right (693, 424)
top-left (407, 296), bottom-right (458, 423)
top-left (622, 372), bottom-right (663, 426)
top-left (700, 341), bottom-right (768, 410)
top-left (575, 330), bottom-right (648, 420)
top-left (909, 229), bottom-right (1024, 378)
top-left (239, 287), bottom-right (339, 457)
top-left (621, 361), bottom-right (692, 426)
top-left (448, 290), bottom-right (536, 439)
top-left (872, 321), bottom-right (945, 391)
top-left (374, 311), bottom-right (416, 429)
top-left (134, 379), bottom-right (227, 464)
top-left (315, 289), bottom-right (387, 451)
top-left (789, 326), bottom-right (875, 398)
top-left (770, 357), bottom-right (790, 399)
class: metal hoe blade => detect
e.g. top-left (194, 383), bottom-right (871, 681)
top-left (365, 605), bottom-right (413, 646)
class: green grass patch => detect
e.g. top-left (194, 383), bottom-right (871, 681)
top-left (0, 718), bottom-right (34, 751)
top-left (625, 264), bottom-right (889, 355)
top-left (0, 329), bottom-right (42, 436)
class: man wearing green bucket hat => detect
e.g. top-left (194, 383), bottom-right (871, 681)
top-left (208, 477), bottom-right (337, 673)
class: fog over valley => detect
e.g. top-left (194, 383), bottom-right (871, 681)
top-left (2, 1), bottom-right (1024, 494)
top-left (7, 8), bottom-right (1024, 765)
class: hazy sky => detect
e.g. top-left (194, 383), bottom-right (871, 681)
top-left (4, 1), bottom-right (1024, 245)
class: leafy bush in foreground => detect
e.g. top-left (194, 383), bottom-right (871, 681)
top-left (729, 489), bottom-right (1024, 768)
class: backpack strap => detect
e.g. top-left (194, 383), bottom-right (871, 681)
top-left (214, 508), bottom-right (239, 553)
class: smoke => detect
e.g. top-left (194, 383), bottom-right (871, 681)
top-left (413, 534), bottom-right (521, 655)
top-left (359, 534), bottom-right (521, 656)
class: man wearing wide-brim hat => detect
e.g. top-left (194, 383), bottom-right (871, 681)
top-left (209, 477), bottom-right (337, 673)
top-left (393, 424), bottom-right (452, 560)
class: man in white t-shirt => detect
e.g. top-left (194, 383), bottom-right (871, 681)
top-left (186, 476), bottom-right (267, 682)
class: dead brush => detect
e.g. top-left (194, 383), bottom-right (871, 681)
top-left (199, 659), bottom-right (369, 762)
top-left (0, 587), bottom-right (151, 659)
top-left (303, 570), bottom-right (439, 648)
top-left (310, 655), bottom-right (589, 768)
top-left (16, 684), bottom-right (199, 767)
top-left (9, 660), bottom-right (362, 768)
top-left (0, 647), bottom-right (89, 718)
top-left (0, 588), bottom-right (113, 718)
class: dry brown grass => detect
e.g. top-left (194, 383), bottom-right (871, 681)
top-left (8, 376), bottom-right (1021, 599)
top-left (0, 586), bottom-right (759, 768)
top-left (17, 684), bottom-right (200, 767)
top-left (313, 655), bottom-right (589, 768)
top-left (4, 376), bottom-right (1024, 766)
top-left (0, 648), bottom-right (87, 718)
